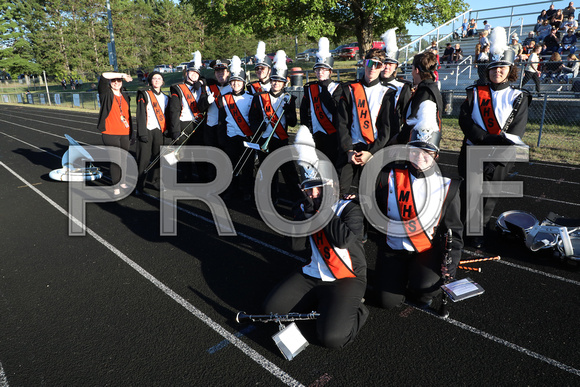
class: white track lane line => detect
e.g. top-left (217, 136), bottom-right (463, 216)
top-left (0, 110), bottom-right (97, 126)
top-left (0, 361), bottom-right (8, 387)
top-left (0, 117), bottom-right (98, 136)
top-left (0, 161), bottom-right (304, 387)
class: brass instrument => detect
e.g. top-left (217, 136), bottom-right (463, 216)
top-left (236, 311), bottom-right (319, 324)
top-left (143, 115), bottom-right (205, 173)
top-left (232, 93), bottom-right (291, 176)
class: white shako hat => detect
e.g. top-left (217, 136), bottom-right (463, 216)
top-left (229, 56), bottom-right (246, 82)
top-left (381, 28), bottom-right (399, 65)
top-left (270, 50), bottom-right (288, 82)
top-left (406, 100), bottom-right (441, 153)
top-left (313, 37), bottom-right (334, 70)
top-left (186, 51), bottom-right (202, 74)
top-left (294, 125), bottom-right (324, 190)
top-left (254, 41), bottom-right (273, 68)
top-left (488, 26), bottom-right (515, 70)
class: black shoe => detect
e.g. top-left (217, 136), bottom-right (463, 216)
top-left (470, 236), bottom-right (485, 249)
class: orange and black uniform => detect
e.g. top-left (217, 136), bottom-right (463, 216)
top-left (97, 74), bottom-right (133, 185)
top-left (263, 198), bottom-right (368, 349)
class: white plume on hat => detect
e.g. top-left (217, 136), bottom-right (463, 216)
top-left (294, 125), bottom-right (319, 182)
top-left (230, 55), bottom-right (242, 75)
top-left (193, 51), bottom-right (202, 69)
top-left (273, 50), bottom-right (288, 71)
top-left (316, 37), bottom-right (331, 62)
top-left (490, 26), bottom-right (509, 60)
top-left (256, 41), bottom-right (266, 62)
top-left (381, 28), bottom-right (399, 60)
top-left (406, 100), bottom-right (439, 144)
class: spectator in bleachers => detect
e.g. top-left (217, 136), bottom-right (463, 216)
top-left (535, 12), bottom-right (547, 33)
top-left (550, 9), bottom-right (564, 30)
top-left (557, 53), bottom-right (579, 82)
top-left (522, 40), bottom-right (537, 60)
top-left (452, 43), bottom-right (463, 63)
top-left (523, 31), bottom-right (537, 46)
top-left (510, 35), bottom-right (523, 59)
top-left (462, 18), bottom-right (468, 38)
top-left (541, 52), bottom-right (563, 83)
top-left (467, 19), bottom-right (478, 37)
top-left (441, 43), bottom-right (454, 63)
top-left (540, 43), bottom-right (550, 55)
top-left (483, 20), bottom-right (492, 32)
top-left (479, 30), bottom-right (490, 48)
top-left (475, 44), bottom-right (490, 84)
top-left (522, 44), bottom-right (543, 95)
top-left (562, 15), bottom-right (578, 32)
top-left (537, 20), bottom-right (552, 40)
top-left (546, 4), bottom-right (557, 20)
top-left (544, 27), bottom-right (561, 53)
top-left (559, 28), bottom-right (578, 54)
top-left (563, 2), bottom-right (576, 19)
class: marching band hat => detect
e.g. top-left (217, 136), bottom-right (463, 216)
top-left (186, 51), bottom-right (202, 74)
top-left (255, 41), bottom-right (273, 68)
top-left (313, 37), bottom-right (334, 70)
top-left (147, 71), bottom-right (163, 85)
top-left (381, 28), bottom-right (399, 65)
top-left (212, 59), bottom-right (229, 70)
top-left (488, 26), bottom-right (515, 70)
top-left (270, 50), bottom-right (288, 82)
top-left (229, 56), bottom-right (246, 83)
top-left (294, 126), bottom-right (325, 190)
top-left (407, 100), bottom-right (441, 153)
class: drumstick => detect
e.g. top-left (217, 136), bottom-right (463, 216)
top-left (458, 266), bottom-right (481, 272)
top-left (460, 256), bottom-right (501, 264)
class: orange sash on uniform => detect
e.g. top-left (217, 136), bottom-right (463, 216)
top-left (146, 90), bottom-right (166, 133)
top-left (259, 93), bottom-right (288, 140)
top-left (177, 84), bottom-right (203, 120)
top-left (224, 93), bottom-right (252, 136)
top-left (312, 229), bottom-right (356, 279)
top-left (350, 83), bottom-right (374, 143)
top-left (248, 81), bottom-right (262, 94)
top-left (394, 168), bottom-right (432, 253)
top-left (476, 85), bottom-right (502, 135)
top-left (309, 84), bottom-right (336, 134)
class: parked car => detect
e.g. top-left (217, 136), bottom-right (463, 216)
top-left (267, 53), bottom-right (294, 64)
top-left (330, 44), bottom-right (351, 58)
top-left (296, 48), bottom-right (318, 62)
top-left (339, 41), bottom-right (386, 60)
top-left (202, 60), bottom-right (213, 68)
top-left (153, 64), bottom-right (173, 73)
top-left (176, 62), bottom-right (192, 71)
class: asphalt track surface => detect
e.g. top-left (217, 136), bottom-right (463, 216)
top-left (0, 104), bottom-right (579, 386)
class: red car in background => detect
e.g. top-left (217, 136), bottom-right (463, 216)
top-left (339, 41), bottom-right (386, 60)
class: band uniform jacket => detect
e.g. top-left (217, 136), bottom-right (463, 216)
top-left (248, 89), bottom-right (297, 141)
top-left (168, 80), bottom-right (209, 137)
top-left (292, 199), bottom-right (367, 281)
top-left (217, 90), bottom-right (253, 138)
top-left (136, 88), bottom-right (168, 137)
top-left (380, 75), bottom-right (413, 131)
top-left (299, 79), bottom-right (342, 135)
top-left (459, 82), bottom-right (531, 147)
top-left (247, 79), bottom-right (271, 95)
top-left (396, 79), bottom-right (443, 144)
top-left (376, 163), bottom-right (463, 276)
top-left (205, 79), bottom-right (232, 128)
top-left (336, 77), bottom-right (398, 154)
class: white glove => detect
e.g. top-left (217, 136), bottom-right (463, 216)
top-left (207, 92), bottom-right (215, 104)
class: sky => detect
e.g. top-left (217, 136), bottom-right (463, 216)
top-left (405, 0), bottom-right (564, 40)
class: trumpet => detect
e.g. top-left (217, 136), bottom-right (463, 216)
top-left (232, 93), bottom-right (291, 176)
top-left (236, 311), bottom-right (319, 324)
top-left (143, 115), bottom-right (205, 173)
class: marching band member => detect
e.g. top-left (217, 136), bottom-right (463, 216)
top-left (336, 47), bottom-right (398, 198)
top-left (458, 26), bottom-right (532, 248)
top-left (248, 50), bottom-right (301, 203)
top-left (262, 126), bottom-right (368, 349)
top-left (204, 59), bottom-right (232, 153)
top-left (218, 56), bottom-right (254, 201)
top-left (300, 37), bottom-right (343, 166)
top-left (97, 71), bottom-right (133, 195)
top-left (167, 51), bottom-right (209, 182)
top-left (380, 28), bottom-right (412, 132)
top-left (135, 71), bottom-right (168, 194)
top-left (247, 41), bottom-right (272, 95)
top-left (375, 95), bottom-right (463, 309)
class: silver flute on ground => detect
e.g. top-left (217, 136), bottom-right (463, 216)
top-left (236, 311), bottom-right (319, 324)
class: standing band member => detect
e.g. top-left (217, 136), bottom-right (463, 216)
top-left (248, 50), bottom-right (301, 204)
top-left (205, 59), bottom-right (232, 152)
top-left (458, 26), bottom-right (532, 248)
top-left (97, 71), bottom-right (133, 196)
top-left (135, 71), bottom-right (168, 194)
top-left (168, 51), bottom-right (209, 182)
top-left (262, 126), bottom-right (368, 349)
top-left (218, 56), bottom-right (254, 201)
top-left (300, 37), bottom-right (343, 166)
top-left (247, 41), bottom-right (272, 95)
top-left (375, 92), bottom-right (463, 309)
top-left (380, 28), bottom-right (412, 131)
top-left (337, 48), bottom-right (398, 198)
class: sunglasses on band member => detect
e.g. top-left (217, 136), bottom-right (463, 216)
top-left (111, 78), bottom-right (123, 83)
top-left (364, 59), bottom-right (384, 69)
